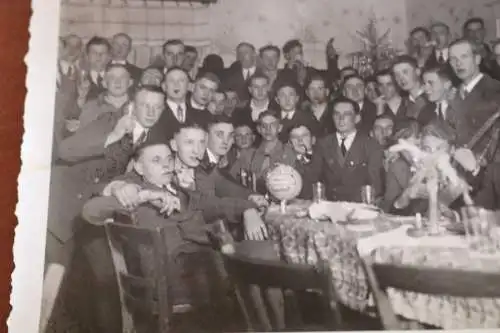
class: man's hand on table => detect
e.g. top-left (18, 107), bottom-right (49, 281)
top-left (243, 208), bottom-right (269, 240)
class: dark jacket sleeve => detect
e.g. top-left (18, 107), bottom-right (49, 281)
top-left (58, 113), bottom-right (116, 163)
top-left (366, 138), bottom-right (385, 197)
top-left (186, 189), bottom-right (257, 224)
top-left (81, 196), bottom-right (127, 225)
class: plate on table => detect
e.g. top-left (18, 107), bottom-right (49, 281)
top-left (444, 223), bottom-right (467, 235)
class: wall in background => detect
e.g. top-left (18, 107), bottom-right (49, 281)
top-left (205, 0), bottom-right (409, 68)
top-left (60, 0), bottom-right (500, 68)
top-left (406, 0), bottom-right (499, 41)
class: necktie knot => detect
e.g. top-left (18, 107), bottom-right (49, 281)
top-left (340, 137), bottom-right (347, 156)
top-left (177, 104), bottom-right (184, 123)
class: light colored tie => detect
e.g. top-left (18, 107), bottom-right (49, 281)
top-left (177, 104), bottom-right (184, 123)
top-left (460, 86), bottom-right (468, 100)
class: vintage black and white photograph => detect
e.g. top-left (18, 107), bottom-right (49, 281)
top-left (10, 0), bottom-right (500, 332)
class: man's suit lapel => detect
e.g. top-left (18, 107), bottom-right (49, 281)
top-left (344, 133), bottom-right (364, 166)
top-left (326, 135), bottom-right (345, 169)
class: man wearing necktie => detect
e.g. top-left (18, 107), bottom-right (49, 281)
top-left (419, 65), bottom-right (454, 127)
top-left (275, 81), bottom-right (320, 142)
top-left (426, 22), bottom-right (460, 86)
top-left (307, 97), bottom-right (384, 202)
top-left (449, 38), bottom-right (500, 162)
top-left (79, 36), bottom-right (111, 103)
top-left (110, 33), bottom-right (142, 87)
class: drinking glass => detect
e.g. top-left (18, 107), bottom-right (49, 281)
top-left (461, 206), bottom-right (498, 254)
top-left (312, 182), bottom-right (325, 203)
top-left (361, 185), bottom-right (374, 205)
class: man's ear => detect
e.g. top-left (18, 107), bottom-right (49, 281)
top-left (369, 130), bottom-right (374, 138)
top-left (127, 78), bottom-right (133, 88)
top-left (170, 138), bottom-right (178, 152)
top-left (415, 67), bottom-right (421, 78)
top-left (278, 124), bottom-right (283, 133)
top-left (474, 54), bottom-right (482, 66)
top-left (311, 136), bottom-right (316, 146)
top-left (102, 77), bottom-right (108, 89)
top-left (134, 159), bottom-right (144, 176)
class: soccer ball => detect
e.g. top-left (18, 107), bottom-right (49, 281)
top-left (265, 164), bottom-right (303, 201)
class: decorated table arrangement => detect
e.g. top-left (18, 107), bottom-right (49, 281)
top-left (257, 162), bottom-right (500, 329)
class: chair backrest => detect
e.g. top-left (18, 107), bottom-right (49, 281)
top-left (222, 250), bottom-right (342, 332)
top-left (361, 257), bottom-right (500, 330)
top-left (105, 221), bottom-right (172, 333)
top-left (39, 263), bottom-right (65, 333)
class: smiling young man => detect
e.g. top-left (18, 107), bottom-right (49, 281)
top-left (231, 111), bottom-right (296, 194)
top-left (307, 97), bottom-right (384, 202)
top-left (419, 65), bottom-right (455, 127)
top-left (150, 67), bottom-right (211, 143)
top-left (392, 55), bottom-right (430, 120)
top-left (448, 38), bottom-right (500, 162)
top-left (77, 64), bottom-right (133, 129)
top-left (343, 74), bottom-right (377, 134)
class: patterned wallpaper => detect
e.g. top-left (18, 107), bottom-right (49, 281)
top-left (206, 0), bottom-right (409, 68)
top-left (406, 0), bottom-right (498, 42)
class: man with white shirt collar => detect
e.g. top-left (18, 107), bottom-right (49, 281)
top-left (78, 36), bottom-right (111, 103)
top-left (160, 39), bottom-right (185, 74)
top-left (419, 65), bottom-right (455, 127)
top-left (188, 72), bottom-right (220, 114)
top-left (426, 22), bottom-right (460, 86)
top-left (57, 34), bottom-right (82, 84)
top-left (231, 73), bottom-right (275, 135)
top-left (110, 33), bottom-right (142, 86)
top-left (392, 55), bottom-right (430, 120)
top-left (222, 42), bottom-right (262, 104)
top-left (151, 67), bottom-right (211, 143)
top-left (303, 74), bottom-right (335, 137)
top-left (275, 81), bottom-right (319, 142)
top-left (200, 114), bottom-right (235, 173)
top-left (170, 123), bottom-right (270, 238)
top-left (449, 38), bottom-right (500, 162)
top-left (343, 74), bottom-right (377, 134)
top-left (375, 69), bottom-right (406, 124)
top-left (308, 97), bottom-right (384, 202)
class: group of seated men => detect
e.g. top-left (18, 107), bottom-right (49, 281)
top-left (50, 18), bottom-right (500, 332)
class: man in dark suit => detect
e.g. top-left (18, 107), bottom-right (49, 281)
top-left (475, 162), bottom-right (500, 210)
top-left (343, 74), bottom-right (377, 134)
top-left (52, 85), bottom-right (166, 333)
top-left (463, 17), bottom-right (492, 74)
top-left (231, 73), bottom-right (278, 134)
top-left (259, 44), bottom-right (281, 92)
top-left (392, 55), bottom-right (431, 120)
top-left (287, 123), bottom-right (316, 199)
top-left (424, 22), bottom-right (460, 86)
top-left (374, 69), bottom-right (408, 126)
top-left (303, 74), bottom-right (335, 137)
top-left (187, 71), bottom-right (218, 121)
top-left (222, 42), bottom-right (263, 105)
top-left (80, 36), bottom-right (111, 104)
top-left (419, 65), bottom-right (456, 127)
top-left (307, 97), bottom-right (385, 202)
top-left (110, 33), bottom-right (142, 87)
top-left (157, 39), bottom-right (186, 74)
top-left (150, 67), bottom-right (210, 143)
top-left (276, 39), bottom-right (340, 97)
top-left (448, 38), bottom-right (500, 162)
top-left (275, 81), bottom-right (320, 142)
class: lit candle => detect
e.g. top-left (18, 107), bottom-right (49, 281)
top-left (415, 213), bottom-right (422, 229)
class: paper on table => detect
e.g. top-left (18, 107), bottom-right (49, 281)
top-left (357, 225), bottom-right (467, 257)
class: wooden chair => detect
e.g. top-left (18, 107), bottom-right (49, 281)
top-left (39, 263), bottom-right (66, 333)
top-left (105, 221), bottom-right (172, 333)
top-left (361, 257), bottom-right (500, 330)
top-left (221, 247), bottom-right (343, 332)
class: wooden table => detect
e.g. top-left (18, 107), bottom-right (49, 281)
top-left (264, 200), bottom-right (500, 329)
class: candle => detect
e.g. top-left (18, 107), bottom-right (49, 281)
top-left (415, 213), bottom-right (422, 229)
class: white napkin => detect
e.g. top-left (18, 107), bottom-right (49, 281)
top-left (357, 225), bottom-right (467, 257)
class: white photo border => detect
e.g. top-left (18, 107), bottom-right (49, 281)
top-left (9, 0), bottom-right (60, 332)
